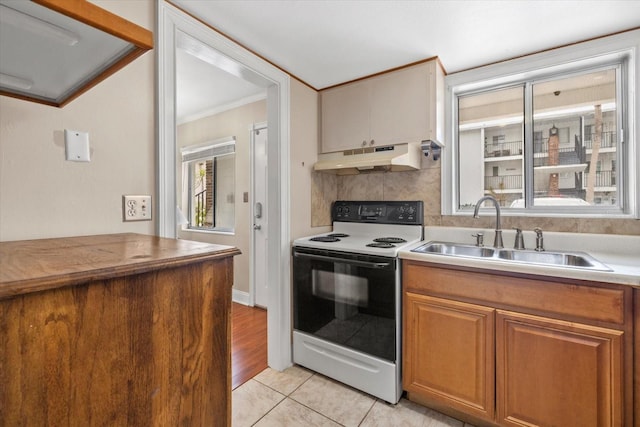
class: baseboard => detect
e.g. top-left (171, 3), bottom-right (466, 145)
top-left (232, 289), bottom-right (251, 306)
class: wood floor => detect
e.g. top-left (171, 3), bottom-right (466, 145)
top-left (231, 302), bottom-right (268, 389)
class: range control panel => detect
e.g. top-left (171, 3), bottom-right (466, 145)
top-left (332, 201), bottom-right (424, 225)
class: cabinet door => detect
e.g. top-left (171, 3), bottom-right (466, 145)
top-left (496, 310), bottom-right (623, 427)
top-left (320, 80), bottom-right (370, 153)
top-left (369, 63), bottom-right (430, 146)
top-left (403, 292), bottom-right (495, 421)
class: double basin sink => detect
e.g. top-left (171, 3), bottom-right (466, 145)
top-left (412, 241), bottom-right (611, 271)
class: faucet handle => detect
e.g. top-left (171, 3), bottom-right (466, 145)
top-left (513, 227), bottom-right (525, 250)
top-left (471, 232), bottom-right (484, 247)
top-left (533, 227), bottom-right (544, 251)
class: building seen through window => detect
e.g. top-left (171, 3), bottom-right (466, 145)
top-left (458, 68), bottom-right (619, 210)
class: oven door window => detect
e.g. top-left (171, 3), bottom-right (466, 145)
top-left (293, 248), bottom-right (397, 362)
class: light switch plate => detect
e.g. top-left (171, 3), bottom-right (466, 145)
top-left (64, 129), bottom-right (90, 162)
top-left (122, 195), bottom-right (152, 221)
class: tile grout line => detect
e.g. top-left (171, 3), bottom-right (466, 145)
top-left (242, 377), bottom-right (287, 426)
top-left (251, 367), bottom-right (315, 396)
top-left (356, 398), bottom-right (379, 426)
top-left (246, 368), bottom-right (476, 426)
top-left (251, 372), bottom-right (349, 427)
top-left (286, 372), bottom-right (378, 427)
top-left (249, 390), bottom-right (286, 427)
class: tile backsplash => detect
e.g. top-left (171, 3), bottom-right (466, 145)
top-left (311, 161), bottom-right (640, 236)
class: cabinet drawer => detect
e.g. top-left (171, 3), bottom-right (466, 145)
top-left (403, 261), bottom-right (628, 327)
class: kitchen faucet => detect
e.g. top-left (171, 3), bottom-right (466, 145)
top-left (473, 195), bottom-right (503, 248)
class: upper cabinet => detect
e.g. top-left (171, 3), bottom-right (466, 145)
top-left (0, 0), bottom-right (153, 107)
top-left (320, 60), bottom-right (444, 154)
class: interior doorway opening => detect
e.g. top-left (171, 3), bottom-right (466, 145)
top-left (158, 2), bottom-right (292, 371)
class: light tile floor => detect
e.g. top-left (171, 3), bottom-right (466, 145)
top-left (232, 366), bottom-right (475, 427)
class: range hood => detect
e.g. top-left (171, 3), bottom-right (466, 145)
top-left (314, 142), bottom-right (422, 175)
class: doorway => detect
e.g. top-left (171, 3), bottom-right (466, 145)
top-left (158, 2), bottom-right (292, 371)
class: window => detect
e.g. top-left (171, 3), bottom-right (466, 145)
top-left (181, 137), bottom-right (236, 232)
top-left (444, 31), bottom-right (638, 218)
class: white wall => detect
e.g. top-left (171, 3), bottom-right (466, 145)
top-left (0, 1), bottom-right (155, 241)
top-left (290, 79), bottom-right (321, 239)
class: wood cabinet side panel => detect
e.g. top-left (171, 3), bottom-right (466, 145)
top-left (635, 289), bottom-right (640, 427)
top-left (0, 258), bottom-right (233, 426)
top-left (403, 261), bottom-right (627, 326)
top-left (496, 310), bottom-right (623, 427)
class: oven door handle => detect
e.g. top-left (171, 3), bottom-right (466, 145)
top-left (293, 252), bottom-right (393, 269)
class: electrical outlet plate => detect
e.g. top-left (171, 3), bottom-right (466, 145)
top-left (122, 195), bottom-right (152, 221)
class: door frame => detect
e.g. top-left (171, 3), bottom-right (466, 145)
top-left (157, 2), bottom-right (292, 371)
top-left (250, 121), bottom-right (268, 308)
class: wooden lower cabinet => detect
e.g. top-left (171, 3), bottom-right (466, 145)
top-left (402, 261), bottom-right (632, 427)
top-left (0, 234), bottom-right (239, 427)
top-left (403, 292), bottom-right (495, 422)
top-left (496, 310), bottom-right (623, 427)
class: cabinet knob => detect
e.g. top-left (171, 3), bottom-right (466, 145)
top-left (370, 139), bottom-right (375, 146)
top-left (362, 140), bottom-right (367, 147)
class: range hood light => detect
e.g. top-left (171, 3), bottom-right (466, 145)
top-left (0, 4), bottom-right (80, 46)
top-left (0, 73), bottom-right (33, 90)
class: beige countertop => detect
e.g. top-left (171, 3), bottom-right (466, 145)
top-left (399, 226), bottom-right (640, 288)
top-left (0, 233), bottom-right (241, 300)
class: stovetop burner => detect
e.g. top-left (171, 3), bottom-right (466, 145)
top-left (294, 201), bottom-right (424, 256)
top-left (373, 237), bottom-right (407, 244)
top-left (366, 242), bottom-right (395, 248)
top-left (310, 236), bottom-right (341, 243)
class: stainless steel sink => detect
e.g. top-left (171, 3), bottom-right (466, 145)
top-left (411, 241), bottom-right (611, 271)
top-left (412, 242), bottom-right (496, 258)
top-left (496, 249), bottom-right (611, 270)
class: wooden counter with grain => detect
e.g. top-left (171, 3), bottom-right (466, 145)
top-left (0, 233), bottom-right (240, 426)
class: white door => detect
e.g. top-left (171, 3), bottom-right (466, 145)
top-left (252, 125), bottom-right (268, 308)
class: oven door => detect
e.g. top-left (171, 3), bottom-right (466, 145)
top-left (292, 246), bottom-right (398, 362)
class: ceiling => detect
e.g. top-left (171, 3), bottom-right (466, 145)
top-left (171, 0), bottom-right (640, 119)
top-left (176, 38), bottom-right (266, 123)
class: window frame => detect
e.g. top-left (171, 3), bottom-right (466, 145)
top-left (443, 30), bottom-right (639, 218)
top-left (180, 136), bottom-right (236, 234)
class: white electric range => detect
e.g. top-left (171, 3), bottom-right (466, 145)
top-left (292, 200), bottom-right (424, 403)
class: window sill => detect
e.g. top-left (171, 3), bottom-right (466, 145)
top-left (180, 227), bottom-right (235, 236)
